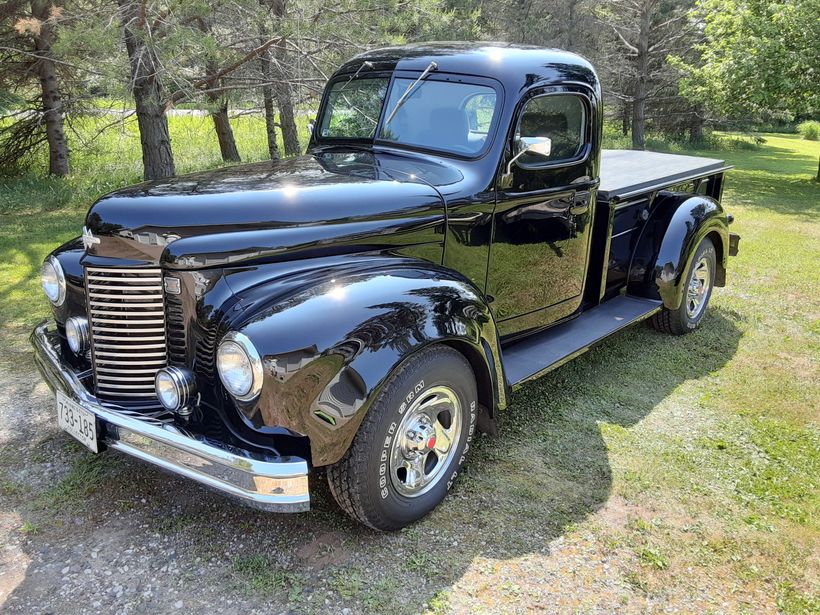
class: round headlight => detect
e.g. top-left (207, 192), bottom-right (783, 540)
top-left (65, 316), bottom-right (89, 354)
top-left (41, 256), bottom-right (66, 306)
top-left (216, 332), bottom-right (263, 401)
top-left (154, 366), bottom-right (196, 413)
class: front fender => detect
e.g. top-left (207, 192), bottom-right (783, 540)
top-left (223, 259), bottom-right (504, 467)
top-left (628, 194), bottom-right (729, 310)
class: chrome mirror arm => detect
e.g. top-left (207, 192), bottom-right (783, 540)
top-left (500, 137), bottom-right (552, 189)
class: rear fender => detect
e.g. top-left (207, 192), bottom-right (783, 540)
top-left (224, 258), bottom-right (504, 467)
top-left (628, 194), bottom-right (729, 310)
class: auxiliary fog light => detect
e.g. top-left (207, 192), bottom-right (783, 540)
top-left (154, 366), bottom-right (197, 414)
top-left (65, 316), bottom-right (90, 354)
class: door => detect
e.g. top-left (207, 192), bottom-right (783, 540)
top-left (487, 89), bottom-right (597, 336)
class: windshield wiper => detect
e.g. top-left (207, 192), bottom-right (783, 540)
top-left (384, 61), bottom-right (437, 126)
top-left (338, 61), bottom-right (374, 91)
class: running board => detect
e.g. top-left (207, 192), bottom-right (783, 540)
top-left (502, 295), bottom-right (663, 388)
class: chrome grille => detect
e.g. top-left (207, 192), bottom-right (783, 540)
top-left (86, 267), bottom-right (167, 399)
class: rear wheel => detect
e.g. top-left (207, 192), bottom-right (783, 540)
top-left (650, 237), bottom-right (716, 335)
top-left (327, 345), bottom-right (477, 531)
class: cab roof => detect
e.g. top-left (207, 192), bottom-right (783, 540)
top-left (335, 42), bottom-right (599, 94)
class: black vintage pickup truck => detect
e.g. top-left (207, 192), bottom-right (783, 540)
top-left (32, 43), bottom-right (739, 530)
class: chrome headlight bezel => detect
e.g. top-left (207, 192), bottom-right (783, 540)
top-left (41, 256), bottom-right (66, 306)
top-left (216, 331), bottom-right (263, 402)
top-left (154, 366), bottom-right (197, 412)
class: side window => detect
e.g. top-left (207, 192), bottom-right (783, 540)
top-left (465, 93), bottom-right (495, 135)
top-left (515, 94), bottom-right (587, 165)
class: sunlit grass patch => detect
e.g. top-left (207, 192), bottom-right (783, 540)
top-left (0, 123), bottom-right (817, 612)
top-left (231, 554), bottom-right (290, 592)
top-left (36, 449), bottom-right (119, 511)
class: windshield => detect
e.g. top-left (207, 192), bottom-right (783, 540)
top-left (316, 76), bottom-right (499, 157)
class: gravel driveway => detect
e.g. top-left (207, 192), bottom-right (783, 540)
top-left (0, 314), bottom-right (804, 614)
top-left (0, 328), bottom-right (635, 615)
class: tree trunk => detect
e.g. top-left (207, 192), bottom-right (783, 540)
top-left (205, 56), bottom-right (240, 163)
top-left (631, 92), bottom-right (646, 150)
top-left (275, 73), bottom-right (300, 156)
top-left (269, 0), bottom-right (299, 156)
top-left (271, 44), bottom-right (299, 156)
top-left (31, 1), bottom-right (69, 176)
top-left (688, 106), bottom-right (704, 143)
top-left (631, 2), bottom-right (651, 150)
top-left (209, 98), bottom-right (241, 162)
top-left (816, 154), bottom-right (819, 182)
top-left (258, 30), bottom-right (280, 160)
top-left (201, 42), bottom-right (240, 163)
top-left (561, 0), bottom-right (578, 50)
top-left (621, 100), bottom-right (630, 136)
top-left (262, 78), bottom-right (280, 160)
top-left (117, 0), bottom-right (175, 180)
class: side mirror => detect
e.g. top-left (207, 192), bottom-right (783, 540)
top-left (500, 137), bottom-right (552, 189)
top-left (518, 136), bottom-right (552, 158)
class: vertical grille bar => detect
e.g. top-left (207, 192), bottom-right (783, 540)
top-left (85, 267), bottom-right (167, 401)
top-left (165, 291), bottom-right (186, 366)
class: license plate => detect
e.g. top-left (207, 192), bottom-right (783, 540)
top-left (56, 392), bottom-right (99, 453)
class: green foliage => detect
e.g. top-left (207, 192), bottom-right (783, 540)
top-left (0, 90), bottom-right (24, 114)
top-left (638, 547), bottom-right (669, 570)
top-left (674, 0), bottom-right (820, 121)
top-left (797, 120), bottom-right (820, 141)
top-left (231, 555), bottom-right (292, 593)
top-left (20, 520), bottom-right (40, 535)
top-left (330, 569), bottom-right (364, 599)
top-left (601, 120), bottom-right (764, 153)
top-left (1, 130), bottom-right (818, 613)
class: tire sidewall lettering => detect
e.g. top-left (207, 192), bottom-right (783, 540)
top-left (381, 422), bottom-right (397, 499)
top-left (403, 379), bottom-right (424, 408)
top-left (446, 400), bottom-right (476, 491)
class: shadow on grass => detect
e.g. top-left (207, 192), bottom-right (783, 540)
top-left (2, 307), bottom-right (742, 613)
top-left (710, 141), bottom-right (820, 219)
top-left (724, 172), bottom-right (820, 218)
top-left (0, 243), bottom-right (50, 329)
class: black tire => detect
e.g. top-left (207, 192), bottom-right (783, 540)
top-left (327, 345), bottom-right (478, 531)
top-left (650, 237), bottom-right (717, 335)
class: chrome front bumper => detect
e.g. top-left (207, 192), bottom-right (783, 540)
top-left (30, 321), bottom-right (310, 512)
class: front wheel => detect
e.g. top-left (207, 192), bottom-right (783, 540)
top-left (650, 237), bottom-right (717, 335)
top-left (327, 345), bottom-right (477, 531)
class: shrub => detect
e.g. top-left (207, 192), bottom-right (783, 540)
top-left (721, 137), bottom-right (762, 151)
top-left (797, 120), bottom-right (820, 141)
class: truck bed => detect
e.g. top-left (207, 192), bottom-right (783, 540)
top-left (599, 149), bottom-right (730, 201)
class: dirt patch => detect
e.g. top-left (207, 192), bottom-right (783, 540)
top-left (296, 532), bottom-right (351, 569)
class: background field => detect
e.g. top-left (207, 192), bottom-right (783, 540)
top-left (0, 122), bottom-right (818, 613)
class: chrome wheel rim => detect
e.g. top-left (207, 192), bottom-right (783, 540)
top-left (389, 385), bottom-right (462, 498)
top-left (686, 256), bottom-right (711, 319)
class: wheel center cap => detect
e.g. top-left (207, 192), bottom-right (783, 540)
top-left (406, 419), bottom-right (437, 454)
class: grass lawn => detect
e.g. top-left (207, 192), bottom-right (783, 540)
top-left (0, 121), bottom-right (817, 612)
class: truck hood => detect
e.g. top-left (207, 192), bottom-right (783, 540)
top-left (84, 150), bottom-right (461, 269)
